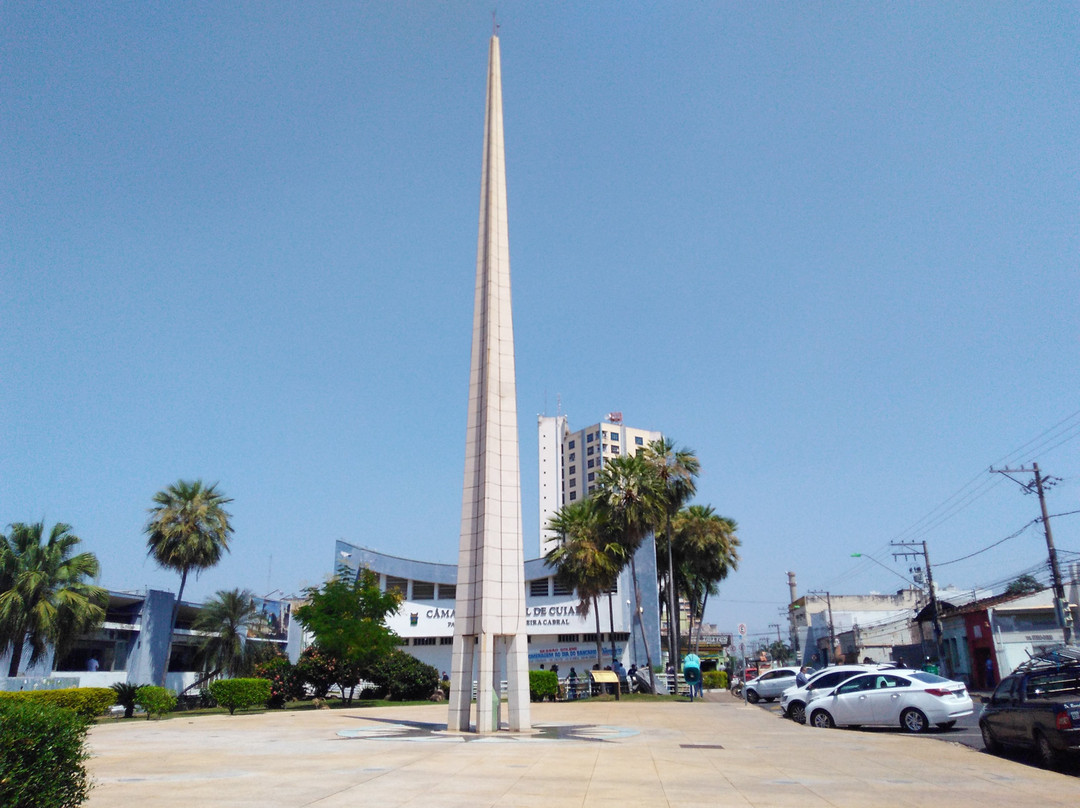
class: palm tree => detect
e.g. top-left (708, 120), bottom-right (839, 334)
top-left (192, 588), bottom-right (264, 678)
top-left (593, 453), bottom-right (665, 691)
top-left (644, 438), bottom-right (699, 666)
top-left (145, 479), bottom-right (234, 684)
top-left (0, 522), bottom-right (108, 677)
top-left (670, 505), bottom-right (740, 652)
top-left (545, 500), bottom-right (624, 668)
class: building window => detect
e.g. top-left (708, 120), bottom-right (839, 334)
top-left (569, 452), bottom-right (575, 461)
top-left (412, 581), bottom-right (435, 600)
top-left (587, 459), bottom-right (594, 469)
top-left (569, 491), bottom-right (577, 501)
top-left (413, 637), bottom-right (437, 646)
top-left (586, 433), bottom-right (594, 442)
top-left (385, 576), bottom-right (408, 596)
top-left (439, 584), bottom-right (456, 600)
top-left (568, 477), bottom-right (576, 488)
top-left (587, 472), bottom-right (595, 482)
top-left (587, 446), bottom-right (594, 456)
top-left (530, 579), bottom-right (550, 597)
top-left (635, 436), bottom-right (644, 445)
top-left (611, 447), bottom-right (620, 455)
top-left (588, 485), bottom-right (595, 494)
top-left (602, 431), bottom-right (607, 438)
top-left (557, 634), bottom-right (580, 643)
top-left (439, 636), bottom-right (454, 645)
top-left (552, 577), bottom-right (573, 596)
top-left (568, 439), bottom-right (576, 449)
top-left (610, 433), bottom-right (619, 442)
top-left (568, 465), bottom-right (576, 475)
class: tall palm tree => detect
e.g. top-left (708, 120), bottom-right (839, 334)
top-left (145, 479), bottom-right (234, 684)
top-left (0, 522), bottom-right (108, 677)
top-left (671, 505), bottom-right (739, 652)
top-left (644, 438), bottom-right (699, 667)
top-left (545, 500), bottom-right (624, 668)
top-left (192, 588), bottom-right (264, 678)
top-left (593, 453), bottom-right (664, 691)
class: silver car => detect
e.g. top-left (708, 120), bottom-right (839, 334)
top-left (744, 666), bottom-right (801, 704)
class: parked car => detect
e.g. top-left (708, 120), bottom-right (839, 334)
top-left (780, 665), bottom-right (879, 724)
top-left (979, 646), bottom-right (1080, 768)
top-left (806, 669), bottom-right (972, 733)
top-left (744, 666), bottom-right (801, 704)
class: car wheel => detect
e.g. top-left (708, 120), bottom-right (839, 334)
top-left (789, 702), bottom-right (806, 724)
top-left (936, 720), bottom-right (957, 730)
top-left (810, 709), bottom-right (835, 729)
top-left (980, 722), bottom-right (1001, 754)
top-left (746, 689), bottom-right (760, 704)
top-left (900, 708), bottom-right (928, 734)
top-left (1035, 731), bottom-right (1059, 769)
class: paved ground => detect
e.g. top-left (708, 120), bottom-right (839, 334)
top-left (85, 691), bottom-right (1080, 808)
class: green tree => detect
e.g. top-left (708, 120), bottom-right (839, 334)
top-left (294, 570), bottom-right (401, 704)
top-left (545, 499), bottom-right (624, 668)
top-left (1005, 574), bottom-right (1042, 596)
top-left (670, 505), bottom-right (740, 653)
top-left (644, 438), bottom-right (700, 665)
top-left (594, 453), bottom-right (665, 691)
top-left (768, 641), bottom-right (792, 665)
top-left (145, 480), bottom-right (234, 685)
top-left (192, 588), bottom-right (265, 678)
top-left (0, 522), bottom-right (108, 677)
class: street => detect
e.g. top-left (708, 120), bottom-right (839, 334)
top-left (748, 692), bottom-right (1080, 775)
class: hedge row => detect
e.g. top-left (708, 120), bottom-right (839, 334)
top-left (703, 670), bottom-right (728, 690)
top-left (0, 699), bottom-right (92, 808)
top-left (0, 687), bottom-right (116, 719)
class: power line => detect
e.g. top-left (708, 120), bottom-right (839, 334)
top-left (937, 519), bottom-right (1039, 566)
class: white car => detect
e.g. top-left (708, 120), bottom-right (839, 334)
top-left (806, 669), bottom-right (973, 733)
top-left (780, 664), bottom-right (879, 724)
top-left (744, 666), bottom-right (801, 703)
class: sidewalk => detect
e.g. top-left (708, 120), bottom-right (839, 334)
top-left (85, 691), bottom-right (1080, 808)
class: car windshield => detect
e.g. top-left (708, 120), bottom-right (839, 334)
top-left (910, 672), bottom-right (950, 685)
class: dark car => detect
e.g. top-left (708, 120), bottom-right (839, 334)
top-left (979, 646), bottom-right (1080, 768)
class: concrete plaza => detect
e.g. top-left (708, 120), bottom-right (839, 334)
top-left (86, 692), bottom-right (1080, 808)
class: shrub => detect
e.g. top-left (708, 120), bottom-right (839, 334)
top-left (110, 683), bottom-right (141, 718)
top-left (703, 670), bottom-right (728, 690)
top-left (0, 699), bottom-right (91, 808)
top-left (254, 656), bottom-right (304, 708)
top-left (207, 678), bottom-right (272, 715)
top-left (368, 650), bottom-right (439, 701)
top-left (529, 670), bottom-right (558, 701)
top-left (0, 687), bottom-right (116, 719)
top-left (294, 646), bottom-right (339, 699)
top-left (135, 685), bottom-right (177, 719)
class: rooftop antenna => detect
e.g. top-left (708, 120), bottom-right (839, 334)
top-left (492, 10), bottom-right (499, 36)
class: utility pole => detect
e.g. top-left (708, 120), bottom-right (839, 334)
top-left (991, 462), bottom-right (1071, 644)
top-left (892, 540), bottom-right (947, 676)
top-left (808, 590), bottom-right (835, 665)
top-left (786, 571), bottom-right (800, 657)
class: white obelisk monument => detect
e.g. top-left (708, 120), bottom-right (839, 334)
top-left (447, 32), bottom-right (531, 733)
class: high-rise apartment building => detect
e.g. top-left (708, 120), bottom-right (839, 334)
top-left (537, 412), bottom-right (662, 557)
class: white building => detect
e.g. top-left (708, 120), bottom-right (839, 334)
top-left (334, 540), bottom-right (662, 676)
top-left (537, 413), bottom-right (662, 557)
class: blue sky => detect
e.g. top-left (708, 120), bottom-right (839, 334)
top-left (3, 3), bottom-right (1078, 643)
